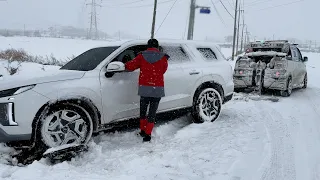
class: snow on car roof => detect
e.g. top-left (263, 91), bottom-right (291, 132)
top-left (246, 51), bottom-right (287, 57)
top-left (89, 39), bottom-right (221, 48)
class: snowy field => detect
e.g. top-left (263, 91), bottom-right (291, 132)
top-left (0, 36), bottom-right (320, 180)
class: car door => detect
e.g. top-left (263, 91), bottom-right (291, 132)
top-left (291, 45), bottom-right (301, 87)
top-left (295, 47), bottom-right (307, 85)
top-left (289, 45), bottom-right (299, 86)
top-left (157, 44), bottom-right (192, 111)
top-left (99, 48), bottom-right (140, 124)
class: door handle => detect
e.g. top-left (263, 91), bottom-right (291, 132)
top-left (189, 71), bottom-right (200, 75)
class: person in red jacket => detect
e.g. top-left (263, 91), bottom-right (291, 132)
top-left (125, 39), bottom-right (169, 142)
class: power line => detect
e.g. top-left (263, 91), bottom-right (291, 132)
top-left (219, 0), bottom-right (234, 19)
top-left (155, 0), bottom-right (179, 35)
top-left (103, 0), bottom-right (176, 8)
top-left (103, 0), bottom-right (145, 6)
top-left (250, 0), bottom-right (305, 11)
top-left (210, 0), bottom-right (226, 27)
top-left (226, 0), bottom-right (234, 9)
top-left (245, 0), bottom-right (276, 7)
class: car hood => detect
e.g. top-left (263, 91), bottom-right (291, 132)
top-left (0, 70), bottom-right (85, 91)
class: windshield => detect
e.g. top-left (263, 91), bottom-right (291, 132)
top-left (60, 46), bottom-right (120, 71)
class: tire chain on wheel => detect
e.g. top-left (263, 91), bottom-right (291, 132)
top-left (5, 147), bottom-right (44, 166)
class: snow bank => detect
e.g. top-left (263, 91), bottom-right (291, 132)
top-left (0, 36), bottom-right (127, 61)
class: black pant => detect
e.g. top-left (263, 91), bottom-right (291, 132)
top-left (140, 96), bottom-right (161, 123)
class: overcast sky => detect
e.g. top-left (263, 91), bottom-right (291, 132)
top-left (0, 0), bottom-right (318, 42)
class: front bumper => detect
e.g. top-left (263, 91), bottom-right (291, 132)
top-left (223, 94), bottom-right (233, 104)
top-left (0, 128), bottom-right (31, 143)
top-left (0, 89), bottom-right (50, 143)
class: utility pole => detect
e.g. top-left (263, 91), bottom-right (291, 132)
top-left (187, 0), bottom-right (210, 40)
top-left (244, 26), bottom-right (250, 48)
top-left (231, 0), bottom-right (239, 60)
top-left (240, 22), bottom-right (245, 52)
top-left (87, 0), bottom-right (101, 40)
top-left (187, 0), bottom-right (196, 40)
top-left (236, 7), bottom-right (242, 55)
top-left (151, 0), bottom-right (158, 39)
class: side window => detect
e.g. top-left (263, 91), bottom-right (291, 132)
top-left (112, 45), bottom-right (148, 64)
top-left (161, 46), bottom-right (190, 63)
top-left (116, 50), bottom-right (136, 64)
top-left (197, 48), bottom-right (217, 60)
top-left (291, 46), bottom-right (299, 62)
top-left (296, 47), bottom-right (303, 61)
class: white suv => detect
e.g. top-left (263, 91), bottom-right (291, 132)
top-left (0, 39), bottom-right (234, 151)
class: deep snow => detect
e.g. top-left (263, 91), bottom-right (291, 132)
top-left (0, 37), bottom-right (319, 180)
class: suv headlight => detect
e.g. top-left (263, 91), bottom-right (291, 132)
top-left (0, 85), bottom-right (36, 98)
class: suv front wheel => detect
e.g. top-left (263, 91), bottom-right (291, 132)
top-left (192, 87), bottom-right (222, 123)
top-left (36, 103), bottom-right (94, 151)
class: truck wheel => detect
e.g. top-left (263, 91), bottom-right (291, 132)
top-left (280, 77), bottom-right (292, 97)
top-left (192, 87), bottom-right (222, 123)
top-left (302, 74), bottom-right (307, 89)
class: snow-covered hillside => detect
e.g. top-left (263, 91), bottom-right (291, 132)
top-left (0, 37), bottom-right (319, 180)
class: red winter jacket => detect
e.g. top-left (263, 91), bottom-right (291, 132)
top-left (125, 48), bottom-right (169, 98)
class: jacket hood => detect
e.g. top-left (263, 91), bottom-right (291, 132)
top-left (0, 70), bottom-right (85, 91)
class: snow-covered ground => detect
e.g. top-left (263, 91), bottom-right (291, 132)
top-left (0, 36), bottom-right (320, 180)
top-left (0, 36), bottom-right (125, 60)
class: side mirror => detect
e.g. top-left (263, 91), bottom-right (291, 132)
top-left (286, 56), bottom-right (292, 60)
top-left (106, 62), bottom-right (125, 72)
top-left (303, 56), bottom-right (308, 62)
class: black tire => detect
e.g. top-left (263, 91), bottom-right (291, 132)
top-left (302, 74), bottom-right (307, 89)
top-left (34, 103), bottom-right (94, 152)
top-left (280, 77), bottom-right (292, 97)
top-left (192, 86), bottom-right (223, 123)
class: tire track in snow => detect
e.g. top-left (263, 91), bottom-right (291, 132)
top-left (255, 102), bottom-right (296, 180)
top-left (299, 88), bottom-right (320, 180)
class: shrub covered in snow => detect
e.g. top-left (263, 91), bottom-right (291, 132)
top-left (0, 48), bottom-right (73, 75)
top-left (0, 48), bottom-right (72, 66)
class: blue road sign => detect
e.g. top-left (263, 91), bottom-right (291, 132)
top-left (200, 8), bottom-right (211, 14)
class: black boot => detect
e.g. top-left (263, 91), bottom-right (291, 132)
top-left (143, 135), bottom-right (151, 142)
top-left (138, 130), bottom-right (147, 137)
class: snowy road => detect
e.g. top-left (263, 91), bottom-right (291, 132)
top-left (0, 48), bottom-right (320, 179)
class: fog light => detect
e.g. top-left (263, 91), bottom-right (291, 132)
top-left (0, 103), bottom-right (17, 126)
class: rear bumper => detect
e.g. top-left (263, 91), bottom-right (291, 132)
top-left (263, 77), bottom-right (287, 90)
top-left (233, 76), bottom-right (253, 88)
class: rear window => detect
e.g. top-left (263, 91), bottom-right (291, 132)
top-left (252, 48), bottom-right (282, 52)
top-left (161, 46), bottom-right (190, 63)
top-left (197, 48), bottom-right (217, 60)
